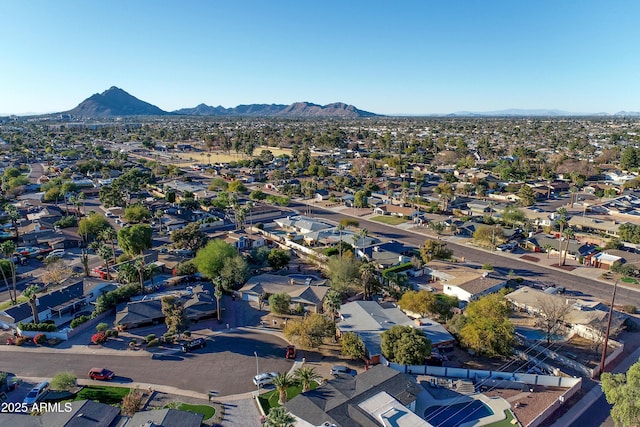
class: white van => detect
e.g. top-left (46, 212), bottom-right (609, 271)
top-left (23, 381), bottom-right (49, 404)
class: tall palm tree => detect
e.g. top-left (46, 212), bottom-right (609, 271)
top-left (154, 209), bottom-right (164, 233)
top-left (23, 285), bottom-right (41, 324)
top-left (214, 279), bottom-right (223, 321)
top-left (337, 224), bottom-right (345, 258)
top-left (1, 241), bottom-right (17, 304)
top-left (273, 372), bottom-right (294, 405)
top-left (561, 227), bottom-right (575, 266)
top-left (555, 208), bottom-right (568, 266)
top-left (542, 243), bottom-right (555, 259)
top-left (294, 366), bottom-right (321, 393)
top-left (99, 227), bottom-right (118, 267)
top-left (97, 244), bottom-right (114, 280)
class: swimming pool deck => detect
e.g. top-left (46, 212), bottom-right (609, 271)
top-left (416, 376), bottom-right (512, 427)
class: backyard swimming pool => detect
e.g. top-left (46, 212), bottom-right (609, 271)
top-left (424, 400), bottom-right (493, 427)
top-left (516, 327), bottom-right (564, 342)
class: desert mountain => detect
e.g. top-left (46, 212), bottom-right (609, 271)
top-left (66, 87), bottom-right (379, 118)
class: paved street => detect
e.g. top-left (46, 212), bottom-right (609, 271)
top-left (1, 329), bottom-right (293, 396)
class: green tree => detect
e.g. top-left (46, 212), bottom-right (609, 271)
top-left (340, 331), bottom-right (366, 360)
top-left (78, 213), bottom-right (112, 242)
top-left (161, 295), bottom-right (190, 338)
top-left (118, 224), bottom-right (153, 258)
top-left (327, 255), bottom-right (362, 295)
top-left (561, 226), bottom-right (576, 266)
top-left (380, 325), bottom-right (431, 365)
top-left (353, 190), bottom-right (367, 208)
top-left (264, 406), bottom-right (295, 427)
top-left (171, 222), bottom-right (208, 251)
top-left (517, 185), bottom-right (536, 207)
top-left (398, 290), bottom-right (437, 318)
top-left (502, 206), bottom-right (527, 226)
top-left (50, 371), bottom-right (77, 391)
top-left (267, 248), bottom-right (290, 271)
top-left (123, 204), bottom-right (152, 223)
top-left (459, 294), bottom-right (514, 357)
top-left (601, 359), bottom-right (640, 427)
top-left (269, 293), bottom-right (291, 315)
top-left (359, 261), bottom-right (380, 300)
top-left (420, 239), bottom-right (452, 262)
top-left (284, 313), bottom-right (335, 349)
top-left (228, 180), bottom-right (248, 193)
top-left (294, 366), bottom-right (321, 393)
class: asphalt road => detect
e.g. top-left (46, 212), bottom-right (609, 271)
top-left (570, 394), bottom-right (613, 427)
top-left (1, 330), bottom-right (293, 396)
top-left (293, 201), bottom-right (640, 307)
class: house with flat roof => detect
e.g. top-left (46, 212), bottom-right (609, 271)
top-left (337, 301), bottom-right (454, 365)
top-left (441, 271), bottom-right (508, 302)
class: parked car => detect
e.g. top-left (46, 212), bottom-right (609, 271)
top-left (46, 249), bottom-right (66, 260)
top-left (330, 365), bottom-right (357, 377)
top-left (23, 381), bottom-right (49, 404)
top-left (181, 337), bottom-right (207, 352)
top-left (253, 372), bottom-right (278, 387)
top-left (88, 368), bottom-right (115, 381)
top-left (285, 345), bottom-right (296, 359)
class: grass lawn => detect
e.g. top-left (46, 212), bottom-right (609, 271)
top-left (622, 277), bottom-right (638, 284)
top-left (486, 409), bottom-right (517, 427)
top-left (75, 385), bottom-right (131, 405)
top-left (370, 215), bottom-right (408, 225)
top-left (164, 402), bottom-right (215, 420)
top-left (0, 296), bottom-right (27, 310)
top-left (258, 382), bottom-right (319, 413)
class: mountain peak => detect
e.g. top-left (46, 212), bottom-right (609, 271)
top-left (67, 87), bottom-right (167, 117)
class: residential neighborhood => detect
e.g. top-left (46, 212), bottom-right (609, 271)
top-left (1, 114), bottom-right (640, 427)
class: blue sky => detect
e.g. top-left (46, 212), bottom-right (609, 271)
top-left (1, 1), bottom-right (638, 115)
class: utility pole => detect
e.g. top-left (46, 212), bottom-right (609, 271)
top-left (599, 280), bottom-right (618, 376)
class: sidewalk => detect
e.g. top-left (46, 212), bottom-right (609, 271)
top-left (550, 346), bottom-right (640, 427)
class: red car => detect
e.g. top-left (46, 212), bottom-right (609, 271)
top-left (285, 345), bottom-right (296, 359)
top-left (88, 368), bottom-right (115, 380)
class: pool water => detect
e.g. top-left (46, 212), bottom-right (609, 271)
top-left (424, 400), bottom-right (493, 427)
top-left (516, 327), bottom-right (563, 342)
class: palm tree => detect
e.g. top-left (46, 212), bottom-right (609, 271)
top-left (359, 262), bottom-right (377, 301)
top-left (323, 289), bottom-right (342, 322)
top-left (337, 224), bottom-right (345, 258)
top-left (273, 372), bottom-right (294, 405)
top-left (264, 406), bottom-right (295, 427)
top-left (5, 207), bottom-right (20, 239)
top-left (555, 208), bottom-right (568, 266)
top-left (359, 228), bottom-right (368, 255)
top-left (97, 244), bottom-right (114, 280)
top-left (77, 192), bottom-right (86, 215)
top-left (154, 209), bottom-right (164, 233)
top-left (214, 280), bottom-right (223, 321)
top-left (542, 243), bottom-right (555, 259)
top-left (23, 285), bottom-right (41, 324)
top-left (99, 228), bottom-right (118, 267)
top-left (561, 227), bottom-right (575, 266)
top-left (294, 366), bottom-right (321, 393)
top-left (1, 241), bottom-right (17, 304)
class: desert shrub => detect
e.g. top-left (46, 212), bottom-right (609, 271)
top-left (91, 332), bottom-right (107, 344)
top-left (145, 334), bottom-right (156, 343)
top-left (96, 322), bottom-right (109, 332)
top-left (33, 333), bottom-right (46, 345)
top-left (111, 330), bottom-right (119, 338)
top-left (105, 330), bottom-right (113, 337)
top-left (146, 338), bottom-right (159, 347)
top-left (622, 304), bottom-right (637, 314)
top-left (482, 263), bottom-right (494, 270)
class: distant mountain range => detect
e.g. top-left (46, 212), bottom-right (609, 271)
top-left (448, 109), bottom-right (640, 117)
top-left (65, 87), bottom-right (379, 118)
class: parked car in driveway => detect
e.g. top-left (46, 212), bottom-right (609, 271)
top-left (88, 368), bottom-right (115, 380)
top-left (285, 345), bottom-right (296, 359)
top-left (330, 365), bottom-right (357, 377)
top-left (23, 381), bottom-right (49, 404)
top-left (181, 337), bottom-right (206, 352)
top-left (253, 372), bottom-right (278, 387)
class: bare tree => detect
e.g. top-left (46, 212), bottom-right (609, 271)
top-left (535, 296), bottom-right (571, 344)
top-left (590, 314), bottom-right (624, 352)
